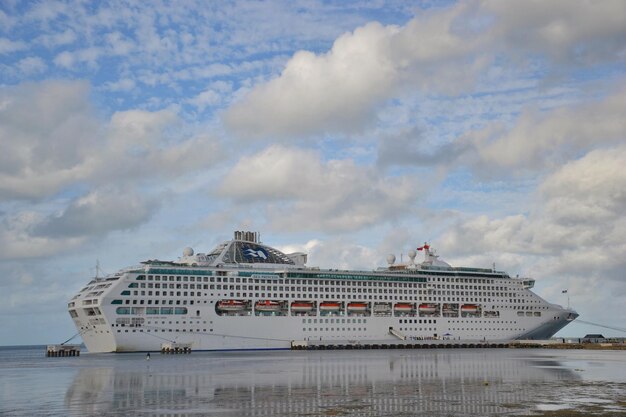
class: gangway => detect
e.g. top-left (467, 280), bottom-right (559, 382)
top-left (389, 327), bottom-right (407, 340)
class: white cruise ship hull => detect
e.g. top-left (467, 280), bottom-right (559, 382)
top-left (68, 232), bottom-right (578, 353)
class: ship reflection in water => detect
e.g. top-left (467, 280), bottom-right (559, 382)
top-left (65, 350), bottom-right (579, 417)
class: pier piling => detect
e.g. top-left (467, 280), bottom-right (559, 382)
top-left (46, 344), bottom-right (81, 357)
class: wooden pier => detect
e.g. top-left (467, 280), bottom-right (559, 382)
top-left (46, 344), bottom-right (81, 357)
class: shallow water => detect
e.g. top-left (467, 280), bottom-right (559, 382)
top-left (0, 346), bottom-right (624, 416)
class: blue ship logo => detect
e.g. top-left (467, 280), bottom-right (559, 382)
top-left (243, 247), bottom-right (268, 260)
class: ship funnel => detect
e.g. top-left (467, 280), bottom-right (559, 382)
top-left (234, 231), bottom-right (259, 243)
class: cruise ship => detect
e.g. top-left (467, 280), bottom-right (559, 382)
top-left (68, 231), bottom-right (578, 353)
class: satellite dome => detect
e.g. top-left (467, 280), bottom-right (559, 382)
top-left (183, 247), bottom-right (194, 257)
top-left (386, 254), bottom-right (396, 265)
top-left (408, 250), bottom-right (417, 260)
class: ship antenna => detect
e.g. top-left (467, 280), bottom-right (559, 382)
top-left (95, 259), bottom-right (101, 278)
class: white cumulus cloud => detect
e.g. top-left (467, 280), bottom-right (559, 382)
top-left (224, 0), bottom-right (626, 139)
top-left (0, 80), bottom-right (222, 201)
top-left (219, 145), bottom-right (417, 232)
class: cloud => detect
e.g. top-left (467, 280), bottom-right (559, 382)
top-left (279, 238), bottom-right (380, 270)
top-left (224, 6), bottom-right (483, 138)
top-left (53, 50), bottom-right (75, 68)
top-left (0, 80), bottom-right (99, 199)
top-left (37, 28), bottom-right (77, 48)
top-left (33, 187), bottom-right (158, 239)
top-left (0, 10), bottom-right (12, 32)
top-left (0, 37), bottom-right (26, 54)
top-left (53, 47), bottom-right (102, 69)
top-left (0, 186), bottom-right (159, 260)
top-left (103, 78), bottom-right (135, 92)
top-left (219, 145), bottom-right (417, 232)
top-left (0, 80), bottom-right (222, 201)
top-left (482, 0), bottom-right (626, 65)
top-left (378, 88), bottom-right (626, 176)
top-left (465, 88), bottom-right (626, 176)
top-left (188, 81), bottom-right (232, 111)
top-left (377, 126), bottom-right (470, 168)
top-left (24, 0), bottom-right (70, 22)
top-left (15, 56), bottom-right (47, 75)
top-left (105, 31), bottom-right (135, 56)
top-left (224, 0), bottom-right (626, 139)
top-left (0, 211), bottom-right (85, 260)
top-left (439, 145), bottom-right (626, 285)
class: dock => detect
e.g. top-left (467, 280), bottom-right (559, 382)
top-left (290, 339), bottom-right (626, 350)
top-left (291, 339), bottom-right (511, 350)
top-left (46, 344), bottom-right (81, 357)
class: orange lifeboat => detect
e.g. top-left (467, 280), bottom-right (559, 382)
top-left (394, 303), bottom-right (414, 312)
top-left (461, 304), bottom-right (479, 312)
top-left (418, 303), bottom-right (437, 313)
top-left (255, 300), bottom-right (281, 312)
top-left (347, 302), bottom-right (368, 312)
top-left (217, 300), bottom-right (246, 311)
top-left (291, 301), bottom-right (314, 312)
top-left (319, 301), bottom-right (341, 311)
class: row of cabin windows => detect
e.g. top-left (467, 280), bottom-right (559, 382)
top-left (139, 274), bottom-right (518, 290)
top-left (116, 307), bottom-right (187, 315)
top-left (129, 282), bottom-right (207, 289)
top-left (112, 299), bottom-right (194, 306)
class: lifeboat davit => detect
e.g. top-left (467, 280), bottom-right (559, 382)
top-left (442, 304), bottom-right (457, 313)
top-left (461, 304), bottom-right (479, 312)
top-left (373, 303), bottom-right (391, 313)
top-left (217, 300), bottom-right (246, 311)
top-left (394, 303), bottom-right (414, 312)
top-left (291, 301), bottom-right (314, 312)
top-left (255, 300), bottom-right (281, 312)
top-left (418, 303), bottom-right (437, 313)
top-left (319, 302), bottom-right (341, 311)
top-left (347, 302), bottom-right (368, 312)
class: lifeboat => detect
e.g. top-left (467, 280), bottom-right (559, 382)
top-left (418, 303), bottom-right (437, 313)
top-left (461, 304), bottom-right (479, 312)
top-left (394, 303), bottom-right (414, 312)
top-left (255, 300), bottom-right (281, 312)
top-left (347, 302), bottom-right (368, 312)
top-left (319, 301), bottom-right (341, 311)
top-left (291, 301), bottom-right (314, 312)
top-left (216, 300), bottom-right (246, 311)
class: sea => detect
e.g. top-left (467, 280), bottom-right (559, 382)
top-left (0, 346), bottom-right (624, 416)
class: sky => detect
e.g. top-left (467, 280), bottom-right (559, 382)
top-left (1, 0), bottom-right (625, 345)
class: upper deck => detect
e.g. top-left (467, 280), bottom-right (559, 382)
top-left (94, 230), bottom-right (532, 286)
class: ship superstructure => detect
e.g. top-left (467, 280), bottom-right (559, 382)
top-left (68, 231), bottom-right (578, 352)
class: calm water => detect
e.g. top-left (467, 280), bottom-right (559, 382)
top-left (0, 346), bottom-right (624, 416)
